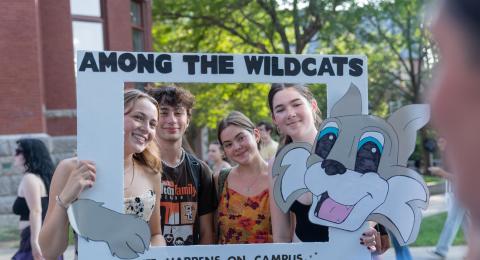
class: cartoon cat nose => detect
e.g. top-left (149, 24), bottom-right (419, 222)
top-left (321, 159), bottom-right (347, 175)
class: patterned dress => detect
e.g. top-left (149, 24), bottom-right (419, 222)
top-left (124, 189), bottom-right (156, 222)
top-left (217, 181), bottom-right (272, 244)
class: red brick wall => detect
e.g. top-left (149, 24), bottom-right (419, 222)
top-left (0, 0), bottom-right (46, 134)
top-left (0, 0), bottom-right (153, 136)
top-left (105, 0), bottom-right (133, 51)
top-left (40, 0), bottom-right (77, 136)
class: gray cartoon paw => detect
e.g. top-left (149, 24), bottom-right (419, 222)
top-left (67, 199), bottom-right (151, 259)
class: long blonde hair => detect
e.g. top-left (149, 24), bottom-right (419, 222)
top-left (124, 89), bottom-right (162, 174)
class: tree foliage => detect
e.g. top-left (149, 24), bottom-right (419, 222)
top-left (152, 0), bottom-right (437, 161)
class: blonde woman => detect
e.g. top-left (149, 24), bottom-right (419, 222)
top-left (40, 89), bottom-right (165, 259)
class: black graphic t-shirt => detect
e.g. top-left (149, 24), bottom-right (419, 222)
top-left (160, 158), bottom-right (217, 246)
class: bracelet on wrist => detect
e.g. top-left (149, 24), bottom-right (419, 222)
top-left (55, 195), bottom-right (71, 210)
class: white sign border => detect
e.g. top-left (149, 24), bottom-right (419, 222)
top-left (76, 51), bottom-right (370, 260)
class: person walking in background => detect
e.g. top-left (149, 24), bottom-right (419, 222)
top-left (429, 137), bottom-right (469, 258)
top-left (215, 111), bottom-right (272, 244)
top-left (390, 234), bottom-right (413, 260)
top-left (256, 121), bottom-right (278, 162)
top-left (39, 89), bottom-right (166, 259)
top-left (207, 141), bottom-right (231, 176)
top-left (149, 85), bottom-right (217, 246)
top-left (12, 138), bottom-right (56, 260)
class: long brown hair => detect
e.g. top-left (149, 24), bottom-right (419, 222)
top-left (124, 89), bottom-right (162, 174)
top-left (267, 83), bottom-right (322, 145)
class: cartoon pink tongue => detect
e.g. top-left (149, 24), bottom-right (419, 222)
top-left (315, 197), bottom-right (354, 224)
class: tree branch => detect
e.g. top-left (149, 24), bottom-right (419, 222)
top-left (256, 0), bottom-right (291, 53)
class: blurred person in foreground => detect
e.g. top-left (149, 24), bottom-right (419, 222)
top-left (429, 0), bottom-right (480, 258)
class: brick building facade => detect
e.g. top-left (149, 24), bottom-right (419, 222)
top-left (0, 0), bottom-right (153, 228)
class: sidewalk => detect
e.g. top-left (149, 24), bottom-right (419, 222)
top-left (381, 245), bottom-right (468, 260)
top-left (0, 243), bottom-right (75, 260)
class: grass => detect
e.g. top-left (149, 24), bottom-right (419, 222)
top-left (412, 212), bottom-right (466, 247)
top-left (423, 175), bottom-right (444, 185)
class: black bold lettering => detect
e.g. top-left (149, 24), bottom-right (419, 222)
top-left (155, 54), bottom-right (172, 73)
top-left (264, 56), bottom-right (271, 75)
top-left (332, 56), bottom-right (348, 76)
top-left (219, 55), bottom-right (234, 74)
top-left (201, 55), bottom-right (218, 74)
top-left (296, 254), bottom-right (303, 260)
top-left (272, 255), bottom-right (281, 260)
top-left (79, 52), bottom-right (99, 72)
top-left (137, 54), bottom-right (154, 73)
top-left (183, 55), bottom-right (200, 75)
top-left (98, 52), bottom-right (117, 72)
top-left (285, 57), bottom-right (301, 76)
top-left (301, 58), bottom-right (316, 76)
top-left (118, 53), bottom-right (137, 72)
top-left (271, 57), bottom-right (284, 76)
top-left (244, 56), bottom-right (264, 75)
top-left (349, 58), bottom-right (363, 77)
top-left (317, 58), bottom-right (335, 76)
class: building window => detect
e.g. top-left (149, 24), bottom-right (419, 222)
top-left (70, 0), bottom-right (104, 68)
top-left (131, 1), bottom-right (145, 51)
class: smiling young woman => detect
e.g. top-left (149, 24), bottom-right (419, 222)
top-left (39, 89), bottom-right (166, 260)
top-left (267, 83), bottom-right (382, 253)
top-left (215, 111), bottom-right (272, 244)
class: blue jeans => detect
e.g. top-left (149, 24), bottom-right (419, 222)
top-left (390, 231), bottom-right (412, 260)
top-left (434, 194), bottom-right (468, 256)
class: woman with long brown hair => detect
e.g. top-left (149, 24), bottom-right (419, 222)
top-left (215, 111), bottom-right (272, 244)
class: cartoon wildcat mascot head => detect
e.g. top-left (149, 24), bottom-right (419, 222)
top-left (273, 84), bottom-right (430, 245)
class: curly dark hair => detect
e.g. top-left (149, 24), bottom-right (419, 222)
top-left (16, 138), bottom-right (55, 191)
top-left (148, 85), bottom-right (195, 118)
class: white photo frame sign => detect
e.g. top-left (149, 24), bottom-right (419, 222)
top-left (75, 51), bottom-right (371, 260)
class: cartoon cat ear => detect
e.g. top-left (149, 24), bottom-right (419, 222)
top-left (387, 104), bottom-right (430, 165)
top-left (272, 143), bottom-right (311, 213)
top-left (330, 83), bottom-right (363, 117)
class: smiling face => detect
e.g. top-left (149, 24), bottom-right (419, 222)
top-left (271, 88), bottom-right (318, 142)
top-left (124, 98), bottom-right (158, 156)
top-left (304, 164), bottom-right (388, 230)
top-left (302, 116), bottom-right (391, 230)
top-left (220, 125), bottom-right (260, 165)
top-left (156, 105), bottom-right (189, 143)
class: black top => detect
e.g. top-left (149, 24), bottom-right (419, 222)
top-left (12, 197), bottom-right (49, 221)
top-left (290, 200), bottom-right (329, 242)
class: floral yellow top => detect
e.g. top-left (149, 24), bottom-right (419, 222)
top-left (217, 181), bottom-right (272, 244)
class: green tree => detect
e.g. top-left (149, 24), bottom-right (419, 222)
top-left (358, 0), bottom-right (437, 173)
top-left (151, 0), bottom-right (436, 162)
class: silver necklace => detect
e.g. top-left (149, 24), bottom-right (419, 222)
top-left (162, 148), bottom-right (185, 168)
